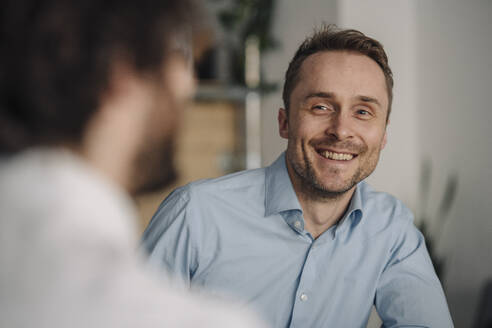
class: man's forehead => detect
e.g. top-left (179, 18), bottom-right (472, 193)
top-left (294, 51), bottom-right (389, 107)
top-left (299, 51), bottom-right (385, 82)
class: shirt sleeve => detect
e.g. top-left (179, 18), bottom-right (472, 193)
top-left (375, 215), bottom-right (454, 327)
top-left (141, 186), bottom-right (197, 287)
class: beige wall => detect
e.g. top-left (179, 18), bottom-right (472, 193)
top-left (416, 1), bottom-right (492, 326)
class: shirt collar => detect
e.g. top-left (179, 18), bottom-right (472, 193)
top-left (264, 152), bottom-right (303, 217)
top-left (348, 182), bottom-right (364, 219)
top-left (334, 182), bottom-right (364, 236)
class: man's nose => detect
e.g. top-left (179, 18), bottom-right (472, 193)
top-left (324, 111), bottom-right (354, 140)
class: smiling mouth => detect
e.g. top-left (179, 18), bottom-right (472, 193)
top-left (317, 149), bottom-right (356, 161)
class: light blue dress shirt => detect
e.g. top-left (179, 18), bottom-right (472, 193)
top-left (142, 153), bottom-right (453, 328)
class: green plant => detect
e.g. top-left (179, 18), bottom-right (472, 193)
top-left (211, 0), bottom-right (279, 90)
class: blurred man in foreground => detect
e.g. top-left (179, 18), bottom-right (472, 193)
top-left (143, 25), bottom-right (454, 327)
top-left (0, 1), bottom-right (264, 327)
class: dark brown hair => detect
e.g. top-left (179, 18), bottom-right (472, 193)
top-left (0, 0), bottom-right (199, 154)
top-left (282, 24), bottom-right (393, 119)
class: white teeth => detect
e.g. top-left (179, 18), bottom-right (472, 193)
top-left (322, 151), bottom-right (354, 161)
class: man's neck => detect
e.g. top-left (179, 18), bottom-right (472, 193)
top-left (296, 188), bottom-right (354, 239)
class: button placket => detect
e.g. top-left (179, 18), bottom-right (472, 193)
top-left (290, 243), bottom-right (317, 327)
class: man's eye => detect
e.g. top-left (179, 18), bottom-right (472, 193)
top-left (356, 109), bottom-right (372, 117)
top-left (313, 105), bottom-right (329, 111)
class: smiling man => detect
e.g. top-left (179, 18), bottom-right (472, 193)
top-left (279, 49), bottom-right (390, 239)
top-left (142, 25), bottom-right (453, 327)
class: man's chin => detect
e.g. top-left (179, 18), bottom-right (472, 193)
top-left (310, 182), bottom-right (356, 199)
top-left (304, 172), bottom-right (359, 199)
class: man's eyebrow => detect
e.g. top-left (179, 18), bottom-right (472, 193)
top-left (357, 95), bottom-right (382, 108)
top-left (304, 92), bottom-right (383, 109)
top-left (304, 92), bottom-right (334, 101)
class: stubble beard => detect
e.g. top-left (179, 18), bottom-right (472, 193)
top-left (287, 142), bottom-right (379, 201)
top-left (130, 83), bottom-right (182, 196)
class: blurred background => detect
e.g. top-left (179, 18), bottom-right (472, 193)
top-left (136, 0), bottom-right (492, 327)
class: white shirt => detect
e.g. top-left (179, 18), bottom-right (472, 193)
top-left (0, 148), bottom-right (265, 328)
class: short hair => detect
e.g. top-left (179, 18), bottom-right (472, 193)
top-left (0, 0), bottom-right (198, 154)
top-left (282, 24), bottom-right (394, 119)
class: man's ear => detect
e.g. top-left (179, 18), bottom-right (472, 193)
top-left (278, 108), bottom-right (289, 139)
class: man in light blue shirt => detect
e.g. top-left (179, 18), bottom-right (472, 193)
top-left (142, 25), bottom-right (453, 327)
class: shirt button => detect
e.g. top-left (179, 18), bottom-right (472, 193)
top-left (300, 293), bottom-right (308, 302)
top-left (294, 221), bottom-right (302, 229)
